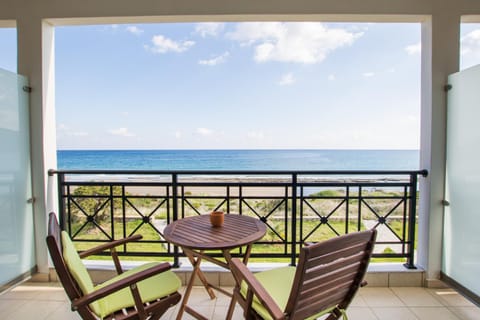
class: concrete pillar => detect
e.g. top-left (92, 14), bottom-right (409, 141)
top-left (418, 12), bottom-right (460, 286)
top-left (16, 17), bottom-right (57, 274)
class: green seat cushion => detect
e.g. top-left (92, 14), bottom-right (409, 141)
top-left (241, 266), bottom-right (340, 320)
top-left (240, 266), bottom-right (296, 320)
top-left (61, 232), bottom-right (181, 318)
top-left (95, 262), bottom-right (181, 318)
top-left (61, 231), bottom-right (101, 313)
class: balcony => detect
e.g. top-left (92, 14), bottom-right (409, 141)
top-left (0, 169), bottom-right (474, 319)
top-left (2, 0), bottom-right (480, 319)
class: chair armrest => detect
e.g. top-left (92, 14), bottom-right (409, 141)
top-left (230, 258), bottom-right (285, 320)
top-left (71, 262), bottom-right (172, 309)
top-left (79, 235), bottom-right (143, 258)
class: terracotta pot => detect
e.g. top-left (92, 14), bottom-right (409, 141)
top-left (209, 211), bottom-right (224, 227)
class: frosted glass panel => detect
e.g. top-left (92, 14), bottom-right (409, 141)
top-left (444, 64), bottom-right (480, 296)
top-left (0, 68), bottom-right (34, 288)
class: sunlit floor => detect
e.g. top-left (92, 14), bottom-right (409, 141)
top-left (1, 282), bottom-right (479, 320)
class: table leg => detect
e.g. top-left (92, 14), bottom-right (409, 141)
top-left (185, 249), bottom-right (216, 299)
top-left (176, 251), bottom-right (216, 320)
top-left (176, 257), bottom-right (195, 320)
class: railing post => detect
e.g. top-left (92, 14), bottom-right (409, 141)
top-left (172, 173), bottom-right (180, 267)
top-left (291, 173), bottom-right (297, 266)
top-left (110, 185), bottom-right (115, 241)
top-left (121, 186), bottom-right (127, 241)
top-left (404, 173), bottom-right (418, 269)
top-left (52, 170), bottom-right (66, 230)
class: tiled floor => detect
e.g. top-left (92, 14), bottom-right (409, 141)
top-left (1, 282), bottom-right (479, 320)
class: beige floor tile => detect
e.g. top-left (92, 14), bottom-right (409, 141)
top-left (1, 284), bottom-right (43, 300)
top-left (212, 305), bottom-right (244, 320)
top-left (0, 298), bottom-right (28, 319)
top-left (428, 289), bottom-right (477, 307)
top-left (3, 283), bottom-right (69, 303)
top-left (344, 306), bottom-right (379, 320)
top-left (160, 304), bottom-right (180, 320)
top-left (5, 300), bottom-right (65, 320)
top-left (188, 271), bottom-right (220, 287)
top-left (360, 288), bottom-right (405, 307)
top-left (410, 307), bottom-right (460, 320)
top-left (219, 272), bottom-right (236, 287)
top-left (182, 286), bottom-right (217, 306)
top-left (46, 303), bottom-right (81, 320)
top-left (213, 288), bottom-right (235, 307)
top-left (449, 306), bottom-right (480, 320)
top-left (391, 287), bottom-right (444, 307)
top-left (371, 307), bottom-right (418, 320)
top-left (350, 292), bottom-right (368, 307)
top-left (389, 272), bottom-right (424, 287)
top-left (363, 272), bottom-right (389, 287)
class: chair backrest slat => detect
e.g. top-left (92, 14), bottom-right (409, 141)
top-left (306, 237), bottom-right (373, 267)
top-left (304, 254), bottom-right (362, 284)
top-left (286, 229), bottom-right (376, 320)
top-left (298, 281), bottom-right (352, 308)
top-left (295, 286), bottom-right (351, 319)
top-left (301, 263), bottom-right (360, 293)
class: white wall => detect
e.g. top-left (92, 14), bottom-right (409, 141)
top-left (1, 0), bottom-right (479, 282)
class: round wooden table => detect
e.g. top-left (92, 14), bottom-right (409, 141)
top-left (163, 214), bottom-right (266, 320)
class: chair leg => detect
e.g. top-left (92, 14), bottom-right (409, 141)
top-left (226, 294), bottom-right (237, 320)
top-left (325, 310), bottom-right (342, 320)
top-left (148, 293), bottom-right (182, 320)
top-left (149, 312), bottom-right (160, 320)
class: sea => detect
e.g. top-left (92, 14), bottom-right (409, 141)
top-left (57, 149), bottom-right (420, 171)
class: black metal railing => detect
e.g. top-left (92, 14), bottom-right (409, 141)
top-left (49, 169), bottom-right (428, 268)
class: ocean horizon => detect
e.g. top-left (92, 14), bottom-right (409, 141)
top-left (57, 149), bottom-right (420, 171)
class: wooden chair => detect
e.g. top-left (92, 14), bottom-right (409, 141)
top-left (228, 229), bottom-right (377, 320)
top-left (46, 212), bottom-right (182, 320)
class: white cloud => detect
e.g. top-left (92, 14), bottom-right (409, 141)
top-left (328, 74), bottom-right (336, 81)
top-left (195, 23), bottom-right (225, 37)
top-left (247, 131), bottom-right (265, 140)
top-left (461, 29), bottom-right (480, 56)
top-left (174, 131), bottom-right (182, 139)
top-left (196, 127), bottom-right (213, 136)
top-left (405, 42), bottom-right (421, 55)
top-left (108, 127), bottom-right (135, 137)
top-left (278, 73), bottom-right (296, 86)
top-left (227, 22), bottom-right (363, 64)
top-left (121, 111), bottom-right (129, 116)
top-left (199, 52), bottom-right (230, 66)
top-left (56, 124), bottom-right (88, 137)
top-left (363, 72), bottom-right (375, 78)
top-left (126, 26), bottom-right (144, 35)
top-left (146, 35), bottom-right (195, 54)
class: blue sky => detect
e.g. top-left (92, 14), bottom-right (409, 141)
top-left (1, 22), bottom-right (480, 150)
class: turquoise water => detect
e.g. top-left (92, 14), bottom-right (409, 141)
top-left (57, 149), bottom-right (419, 171)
